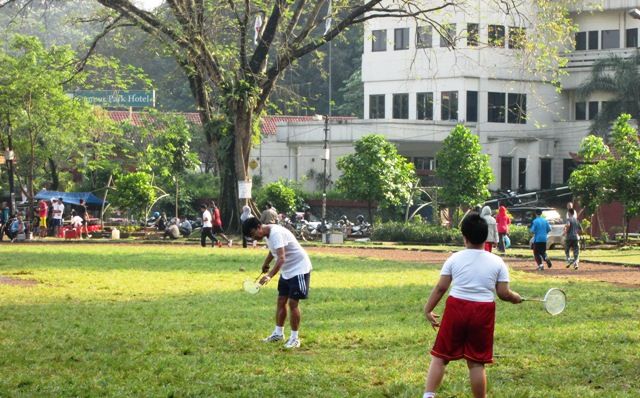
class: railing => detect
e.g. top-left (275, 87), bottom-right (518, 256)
top-left (565, 48), bottom-right (640, 69)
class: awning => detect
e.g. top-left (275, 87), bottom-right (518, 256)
top-left (35, 190), bottom-right (107, 207)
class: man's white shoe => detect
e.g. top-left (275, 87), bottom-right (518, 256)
top-left (227, 240), bottom-right (233, 247)
top-left (263, 333), bottom-right (284, 343)
top-left (284, 337), bottom-right (301, 349)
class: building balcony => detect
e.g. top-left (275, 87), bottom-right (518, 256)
top-left (565, 47), bottom-right (640, 71)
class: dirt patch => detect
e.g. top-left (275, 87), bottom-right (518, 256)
top-left (307, 247), bottom-right (640, 288)
top-left (0, 276), bottom-right (38, 287)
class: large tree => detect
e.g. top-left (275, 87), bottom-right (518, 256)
top-left (0, 0), bottom-right (581, 229)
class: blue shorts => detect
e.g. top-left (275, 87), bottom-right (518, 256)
top-left (278, 272), bottom-right (310, 300)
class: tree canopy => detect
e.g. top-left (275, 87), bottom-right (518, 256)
top-left (336, 134), bottom-right (416, 222)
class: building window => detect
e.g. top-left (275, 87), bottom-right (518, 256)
top-left (466, 91), bottom-right (478, 122)
top-left (441, 91), bottom-right (458, 120)
top-left (518, 158), bottom-right (527, 191)
top-left (501, 157), bottom-right (513, 190)
top-left (575, 102), bottom-right (586, 121)
top-left (416, 26), bottom-right (432, 48)
top-left (488, 92), bottom-right (506, 123)
top-left (488, 25), bottom-right (505, 47)
top-left (394, 28), bottom-right (410, 50)
top-left (563, 159), bottom-right (578, 183)
top-left (372, 30), bottom-right (387, 52)
top-left (507, 93), bottom-right (526, 124)
top-left (540, 158), bottom-right (552, 189)
top-left (626, 28), bottom-right (638, 48)
top-left (588, 31), bottom-right (599, 49)
top-left (575, 32), bottom-right (586, 50)
top-left (508, 27), bottom-right (526, 49)
top-left (467, 23), bottom-right (479, 47)
top-left (601, 29), bottom-right (620, 49)
top-left (416, 92), bottom-right (434, 120)
top-left (369, 95), bottom-right (385, 119)
top-left (392, 93), bottom-right (409, 119)
top-left (439, 24), bottom-right (456, 48)
top-left (413, 157), bottom-right (435, 171)
top-left (588, 101), bottom-right (599, 120)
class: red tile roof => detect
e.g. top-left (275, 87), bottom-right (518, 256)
top-left (107, 112), bottom-right (354, 135)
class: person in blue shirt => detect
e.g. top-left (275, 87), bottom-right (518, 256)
top-left (530, 209), bottom-right (552, 270)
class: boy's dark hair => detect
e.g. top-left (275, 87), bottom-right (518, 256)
top-left (568, 208), bottom-right (575, 216)
top-left (200, 204), bottom-right (207, 210)
top-left (535, 209), bottom-right (542, 216)
top-left (265, 201), bottom-right (273, 209)
top-left (242, 217), bottom-right (262, 237)
top-left (460, 212), bottom-right (488, 244)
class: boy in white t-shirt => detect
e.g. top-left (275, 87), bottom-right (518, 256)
top-left (423, 212), bottom-right (522, 398)
top-left (242, 217), bottom-right (312, 349)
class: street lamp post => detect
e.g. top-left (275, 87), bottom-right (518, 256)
top-left (321, 115), bottom-right (330, 235)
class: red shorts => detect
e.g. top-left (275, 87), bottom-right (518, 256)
top-left (431, 296), bottom-right (496, 364)
top-left (484, 242), bottom-right (493, 252)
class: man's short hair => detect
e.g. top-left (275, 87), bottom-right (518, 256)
top-left (242, 217), bottom-right (261, 237)
top-left (568, 208), bottom-right (575, 216)
top-left (265, 201), bottom-right (273, 209)
top-left (460, 212), bottom-right (488, 244)
top-left (535, 209), bottom-right (542, 216)
top-left (200, 204), bottom-right (207, 210)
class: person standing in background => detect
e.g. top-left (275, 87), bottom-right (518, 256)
top-left (495, 206), bottom-right (511, 253)
top-left (480, 206), bottom-right (498, 253)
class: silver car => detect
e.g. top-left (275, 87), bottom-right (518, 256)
top-left (508, 207), bottom-right (565, 249)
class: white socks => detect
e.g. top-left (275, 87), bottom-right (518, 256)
top-left (274, 326), bottom-right (284, 336)
top-left (290, 330), bottom-right (299, 339)
top-left (423, 393), bottom-right (435, 398)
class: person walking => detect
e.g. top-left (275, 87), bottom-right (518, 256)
top-left (77, 199), bottom-right (90, 239)
top-left (37, 199), bottom-right (49, 238)
top-left (495, 205), bottom-right (511, 253)
top-left (260, 202), bottom-right (279, 225)
top-left (564, 208), bottom-right (582, 270)
top-left (242, 217), bottom-right (313, 349)
top-left (240, 204), bottom-right (254, 248)
top-left (200, 204), bottom-right (218, 247)
top-left (211, 201), bottom-right (232, 247)
top-left (530, 209), bottom-right (552, 270)
top-left (480, 206), bottom-right (498, 253)
top-left (423, 212), bottom-right (522, 398)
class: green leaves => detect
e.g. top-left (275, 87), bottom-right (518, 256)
top-left (336, 134), bottom-right (417, 211)
top-left (435, 125), bottom-right (493, 210)
top-left (111, 171), bottom-right (156, 219)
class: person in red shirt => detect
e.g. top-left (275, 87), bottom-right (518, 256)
top-left (495, 205), bottom-right (511, 253)
top-left (38, 200), bottom-right (49, 238)
top-left (211, 201), bottom-right (232, 247)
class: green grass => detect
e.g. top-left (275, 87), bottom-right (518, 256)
top-left (0, 245), bottom-right (638, 397)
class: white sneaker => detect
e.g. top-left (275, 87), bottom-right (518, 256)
top-left (537, 264), bottom-right (544, 271)
top-left (262, 333), bottom-right (284, 343)
top-left (283, 337), bottom-right (301, 349)
top-left (227, 240), bottom-right (233, 247)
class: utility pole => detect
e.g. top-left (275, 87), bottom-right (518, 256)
top-left (6, 119), bottom-right (15, 215)
top-left (321, 115), bottom-right (329, 235)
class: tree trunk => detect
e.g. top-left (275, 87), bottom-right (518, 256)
top-left (48, 158), bottom-right (59, 191)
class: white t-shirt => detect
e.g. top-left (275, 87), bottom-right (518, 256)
top-left (202, 210), bottom-right (212, 228)
top-left (53, 203), bottom-right (64, 220)
top-left (71, 215), bottom-right (83, 228)
top-left (265, 224), bottom-right (312, 279)
top-left (440, 249), bottom-right (510, 302)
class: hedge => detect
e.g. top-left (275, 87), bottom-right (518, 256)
top-left (372, 222), bottom-right (463, 244)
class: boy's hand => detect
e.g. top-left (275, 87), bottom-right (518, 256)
top-left (425, 312), bottom-right (440, 330)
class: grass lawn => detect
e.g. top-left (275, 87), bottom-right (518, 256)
top-left (0, 244), bottom-right (638, 397)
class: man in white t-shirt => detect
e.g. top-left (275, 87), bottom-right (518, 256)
top-left (242, 217), bottom-right (313, 349)
top-left (422, 212), bottom-right (522, 398)
top-left (200, 204), bottom-right (218, 247)
top-left (51, 198), bottom-right (65, 237)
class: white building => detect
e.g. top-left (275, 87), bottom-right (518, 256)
top-left (253, 1), bottom-right (640, 193)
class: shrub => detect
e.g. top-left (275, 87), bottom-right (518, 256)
top-left (255, 180), bottom-right (299, 215)
top-left (372, 221), bottom-right (463, 244)
top-left (507, 225), bottom-right (531, 246)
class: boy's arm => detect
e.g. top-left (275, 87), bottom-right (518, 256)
top-left (496, 282), bottom-right (522, 304)
top-left (424, 275), bottom-right (452, 330)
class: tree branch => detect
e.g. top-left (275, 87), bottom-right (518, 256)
top-left (249, 0), bottom-right (289, 74)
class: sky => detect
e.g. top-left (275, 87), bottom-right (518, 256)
top-left (134, 0), bottom-right (164, 11)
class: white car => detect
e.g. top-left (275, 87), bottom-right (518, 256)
top-left (508, 207), bottom-right (565, 249)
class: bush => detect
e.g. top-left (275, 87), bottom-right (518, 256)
top-left (255, 180), bottom-right (299, 215)
top-left (372, 221), bottom-right (463, 244)
top-left (507, 225), bottom-right (531, 246)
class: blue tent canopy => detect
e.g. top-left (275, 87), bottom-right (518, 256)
top-left (35, 190), bottom-right (107, 207)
